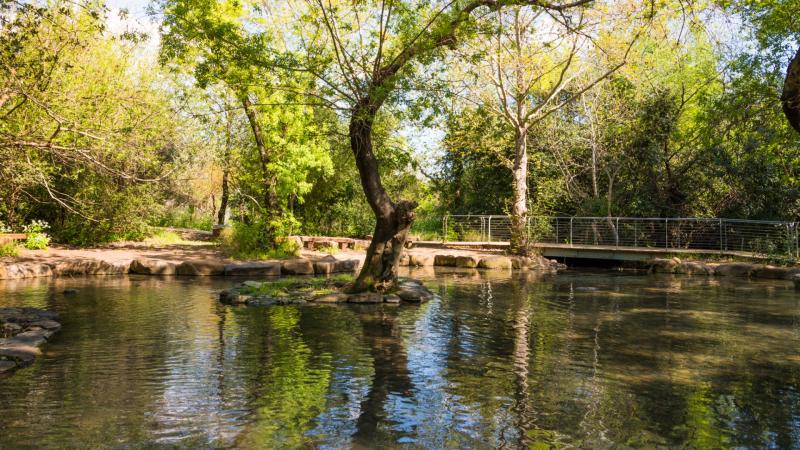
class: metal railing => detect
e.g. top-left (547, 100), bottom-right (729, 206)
top-left (441, 215), bottom-right (800, 258)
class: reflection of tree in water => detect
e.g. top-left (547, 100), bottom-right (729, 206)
top-left (234, 307), bottom-right (333, 448)
top-left (352, 306), bottom-right (414, 446)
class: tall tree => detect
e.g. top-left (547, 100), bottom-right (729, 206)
top-left (159, 0), bottom-right (332, 246)
top-left (293, 0), bottom-right (597, 291)
top-left (450, 3), bottom-right (643, 253)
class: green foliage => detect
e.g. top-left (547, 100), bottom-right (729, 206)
top-left (156, 206), bottom-right (214, 231)
top-left (220, 220), bottom-right (300, 260)
top-left (24, 233), bottom-right (50, 250)
top-left (22, 220), bottom-right (50, 250)
top-left (0, 243), bottom-right (20, 257)
top-left (0, 1), bottom-right (202, 245)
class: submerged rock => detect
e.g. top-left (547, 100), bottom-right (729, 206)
top-left (0, 360), bottom-right (16, 373)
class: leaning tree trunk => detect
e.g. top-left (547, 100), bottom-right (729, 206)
top-left (783, 45), bottom-right (800, 134)
top-left (349, 100), bottom-right (416, 293)
top-left (510, 128), bottom-right (529, 255)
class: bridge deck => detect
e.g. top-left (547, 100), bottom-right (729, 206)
top-left (412, 241), bottom-right (764, 261)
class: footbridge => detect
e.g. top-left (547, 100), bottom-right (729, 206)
top-left (412, 216), bottom-right (800, 261)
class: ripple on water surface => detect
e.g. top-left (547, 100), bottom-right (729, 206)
top-left (1, 270), bottom-right (800, 448)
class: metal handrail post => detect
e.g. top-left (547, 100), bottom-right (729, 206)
top-left (443, 215), bottom-right (448, 242)
top-left (569, 217), bottom-right (573, 247)
top-left (615, 217), bottom-right (620, 247)
top-left (796, 223), bottom-right (799, 259)
top-left (488, 216), bottom-right (492, 242)
top-left (665, 218), bottom-right (669, 249)
top-left (718, 218), bottom-right (723, 254)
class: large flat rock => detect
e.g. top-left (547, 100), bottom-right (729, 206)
top-left (281, 259), bottom-right (314, 276)
top-left (129, 258), bottom-right (178, 275)
top-left (223, 262), bottom-right (281, 277)
top-left (176, 260), bottom-right (225, 276)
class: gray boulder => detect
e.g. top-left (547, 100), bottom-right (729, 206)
top-left (281, 259), bottom-right (315, 276)
top-left (223, 262), bottom-right (281, 277)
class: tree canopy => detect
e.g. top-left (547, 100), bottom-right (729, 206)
top-left (0, 0), bottom-right (798, 286)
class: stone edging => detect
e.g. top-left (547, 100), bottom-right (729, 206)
top-left (646, 258), bottom-right (800, 283)
top-left (0, 255), bottom-right (361, 280)
top-left (400, 253), bottom-right (566, 271)
top-left (0, 308), bottom-right (61, 374)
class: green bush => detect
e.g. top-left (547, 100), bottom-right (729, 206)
top-left (24, 233), bottom-right (50, 250)
top-left (219, 220), bottom-right (300, 260)
top-left (0, 243), bottom-right (19, 257)
top-left (23, 220), bottom-right (50, 250)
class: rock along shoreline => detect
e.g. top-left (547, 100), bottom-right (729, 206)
top-left (0, 308), bottom-right (61, 375)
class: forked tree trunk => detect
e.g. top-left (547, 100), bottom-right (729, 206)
top-left (783, 46), bottom-right (800, 134)
top-left (349, 100), bottom-right (417, 293)
top-left (510, 128), bottom-right (529, 255)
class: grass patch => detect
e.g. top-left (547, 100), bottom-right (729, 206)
top-left (141, 229), bottom-right (212, 247)
top-left (317, 245), bottom-right (339, 255)
top-left (0, 243), bottom-right (20, 257)
top-left (241, 273), bottom-right (353, 297)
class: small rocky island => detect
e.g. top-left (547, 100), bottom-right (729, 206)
top-left (220, 276), bottom-right (434, 306)
top-left (0, 308), bottom-right (61, 374)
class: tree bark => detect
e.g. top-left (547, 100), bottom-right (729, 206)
top-left (217, 113), bottom-right (232, 226)
top-left (782, 45), bottom-right (800, 134)
top-left (349, 100), bottom-right (417, 292)
top-left (241, 94), bottom-right (280, 243)
top-left (510, 127), bottom-right (529, 255)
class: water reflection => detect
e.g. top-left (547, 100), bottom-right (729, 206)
top-left (1, 271), bottom-right (800, 448)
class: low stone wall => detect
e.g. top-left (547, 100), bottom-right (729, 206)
top-left (645, 258), bottom-right (800, 282)
top-left (0, 308), bottom-right (61, 374)
top-left (400, 253), bottom-right (566, 271)
top-left (0, 255), bottom-right (361, 280)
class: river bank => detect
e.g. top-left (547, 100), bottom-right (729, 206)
top-left (0, 243), bottom-right (560, 281)
top-left (3, 241), bottom-right (799, 285)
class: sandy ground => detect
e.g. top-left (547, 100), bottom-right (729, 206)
top-left (1, 242), bottom-right (503, 268)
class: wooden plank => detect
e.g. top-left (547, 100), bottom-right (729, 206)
top-left (0, 233), bottom-right (26, 245)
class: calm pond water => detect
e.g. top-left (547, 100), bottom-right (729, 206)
top-left (1, 268), bottom-right (800, 449)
